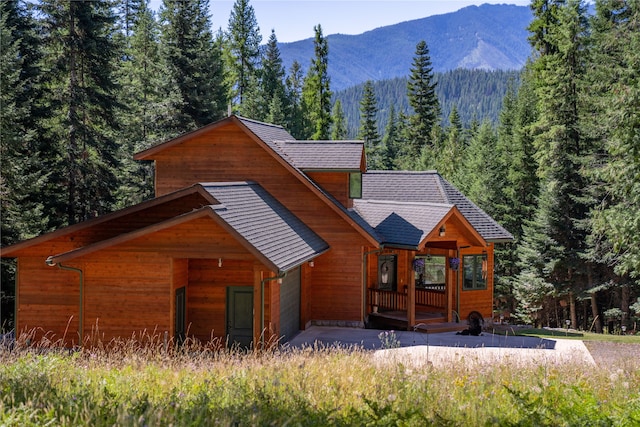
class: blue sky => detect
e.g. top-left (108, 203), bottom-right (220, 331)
top-left (149, 1), bottom-right (530, 43)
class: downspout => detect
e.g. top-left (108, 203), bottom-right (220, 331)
top-left (45, 258), bottom-right (84, 346)
top-left (362, 246), bottom-right (384, 324)
top-left (260, 271), bottom-right (286, 348)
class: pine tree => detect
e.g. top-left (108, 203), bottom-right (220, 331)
top-left (331, 100), bottom-right (348, 140)
top-left (38, 0), bottom-right (122, 226)
top-left (159, 0), bottom-right (226, 133)
top-left (1, 0), bottom-right (48, 331)
top-left (407, 40), bottom-right (440, 155)
top-left (115, 0), bottom-right (163, 207)
top-left (261, 30), bottom-right (287, 120)
top-left (358, 81), bottom-right (384, 169)
top-left (585, 0), bottom-right (640, 330)
top-left (285, 60), bottom-right (306, 138)
top-left (517, 0), bottom-right (590, 328)
top-left (227, 0), bottom-right (261, 109)
top-left (381, 105), bottom-right (401, 170)
top-left (302, 24), bottom-right (332, 140)
top-left (435, 105), bottom-right (464, 183)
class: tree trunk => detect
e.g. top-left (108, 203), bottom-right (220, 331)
top-left (569, 291), bottom-right (577, 329)
top-left (621, 283), bottom-right (630, 328)
top-left (588, 266), bottom-right (602, 333)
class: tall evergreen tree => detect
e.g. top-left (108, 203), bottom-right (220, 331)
top-left (331, 100), bottom-right (348, 140)
top-left (407, 40), bottom-right (440, 155)
top-left (285, 60), bottom-right (306, 138)
top-left (302, 24), bottom-right (332, 140)
top-left (516, 0), bottom-right (590, 328)
top-left (261, 29), bottom-right (287, 119)
top-left (381, 105), bottom-right (401, 170)
top-left (227, 0), bottom-right (261, 109)
top-left (159, 0), bottom-right (226, 133)
top-left (115, 0), bottom-right (163, 207)
top-left (38, 0), bottom-right (122, 226)
top-left (359, 80), bottom-right (384, 169)
top-left (586, 0), bottom-right (640, 330)
top-left (1, 0), bottom-right (48, 331)
top-left (434, 105), bottom-right (464, 182)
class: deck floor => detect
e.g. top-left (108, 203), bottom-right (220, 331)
top-left (368, 310), bottom-right (467, 333)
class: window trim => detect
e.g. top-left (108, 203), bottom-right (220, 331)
top-left (462, 254), bottom-right (488, 291)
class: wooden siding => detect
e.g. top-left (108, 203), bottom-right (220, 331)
top-left (305, 171), bottom-right (351, 208)
top-left (82, 251), bottom-right (172, 345)
top-left (151, 122), bottom-right (372, 324)
top-left (17, 257), bottom-right (80, 346)
top-left (186, 259), bottom-right (256, 343)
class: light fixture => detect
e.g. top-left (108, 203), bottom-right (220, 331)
top-left (309, 260), bottom-right (315, 268)
top-left (439, 225), bottom-right (446, 237)
top-left (218, 258), bottom-right (223, 268)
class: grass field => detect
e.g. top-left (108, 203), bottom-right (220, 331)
top-left (1, 334), bottom-right (639, 426)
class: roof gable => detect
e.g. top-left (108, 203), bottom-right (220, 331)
top-left (361, 171), bottom-right (513, 242)
top-left (45, 182), bottom-right (329, 273)
top-left (1, 184), bottom-right (217, 258)
top-left (352, 199), bottom-right (485, 248)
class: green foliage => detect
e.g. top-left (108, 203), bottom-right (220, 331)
top-left (302, 25), bottom-right (332, 140)
top-left (407, 40), bottom-right (440, 154)
top-left (0, 346), bottom-right (638, 425)
top-left (330, 99), bottom-right (347, 140)
top-left (226, 0), bottom-right (262, 108)
top-left (159, 0), bottom-right (226, 132)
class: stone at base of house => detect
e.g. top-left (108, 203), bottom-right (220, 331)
top-left (305, 319), bottom-right (365, 329)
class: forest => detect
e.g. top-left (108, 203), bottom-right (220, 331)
top-left (1, 0), bottom-right (639, 334)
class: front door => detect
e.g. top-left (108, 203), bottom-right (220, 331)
top-left (226, 286), bottom-right (254, 349)
top-left (175, 287), bottom-right (186, 344)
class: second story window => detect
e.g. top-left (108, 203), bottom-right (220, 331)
top-left (349, 172), bottom-right (362, 199)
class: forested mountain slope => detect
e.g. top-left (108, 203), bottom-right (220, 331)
top-left (279, 4), bottom-right (532, 90)
top-left (335, 69), bottom-right (520, 137)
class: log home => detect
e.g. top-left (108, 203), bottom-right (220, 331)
top-left (1, 116), bottom-right (512, 347)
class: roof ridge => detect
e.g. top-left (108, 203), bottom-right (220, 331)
top-left (236, 115), bottom-right (286, 130)
top-left (358, 199), bottom-right (453, 208)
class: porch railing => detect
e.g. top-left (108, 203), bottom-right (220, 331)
top-left (369, 287), bottom-right (445, 312)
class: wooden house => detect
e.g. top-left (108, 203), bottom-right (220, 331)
top-left (0, 116), bottom-right (512, 347)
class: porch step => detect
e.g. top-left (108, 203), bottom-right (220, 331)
top-left (367, 312), bottom-right (468, 334)
top-left (413, 322), bottom-right (468, 334)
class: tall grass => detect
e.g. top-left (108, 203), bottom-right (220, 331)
top-left (1, 334), bottom-right (639, 426)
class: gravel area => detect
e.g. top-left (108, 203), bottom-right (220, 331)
top-left (584, 341), bottom-right (640, 368)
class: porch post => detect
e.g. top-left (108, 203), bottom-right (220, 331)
top-left (407, 253), bottom-right (416, 330)
top-left (447, 259), bottom-right (454, 322)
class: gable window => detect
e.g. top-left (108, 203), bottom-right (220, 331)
top-left (463, 254), bottom-right (488, 290)
top-left (349, 172), bottom-right (362, 199)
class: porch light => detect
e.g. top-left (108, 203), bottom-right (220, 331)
top-left (309, 260), bottom-right (315, 268)
top-left (439, 225), bottom-right (446, 237)
top-left (218, 258), bottom-right (223, 268)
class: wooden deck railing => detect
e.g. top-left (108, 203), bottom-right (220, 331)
top-left (368, 287), bottom-right (445, 312)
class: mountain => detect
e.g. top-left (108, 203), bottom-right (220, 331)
top-left (278, 4), bottom-right (533, 91)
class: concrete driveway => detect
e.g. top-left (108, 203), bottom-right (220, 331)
top-left (286, 326), bottom-right (596, 367)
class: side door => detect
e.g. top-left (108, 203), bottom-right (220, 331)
top-left (226, 286), bottom-right (254, 349)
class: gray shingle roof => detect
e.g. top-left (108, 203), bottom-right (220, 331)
top-left (352, 200), bottom-right (453, 247)
top-left (361, 171), bottom-right (513, 242)
top-left (237, 117), bottom-right (364, 171)
top-left (202, 182), bottom-right (329, 272)
top-left (276, 140), bottom-right (364, 170)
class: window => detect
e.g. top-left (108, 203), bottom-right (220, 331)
top-left (414, 256), bottom-right (446, 289)
top-left (378, 255), bottom-right (396, 291)
top-left (463, 255), bottom-right (488, 290)
top-left (349, 172), bottom-right (362, 199)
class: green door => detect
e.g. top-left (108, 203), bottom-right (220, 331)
top-left (226, 286), bottom-right (254, 349)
